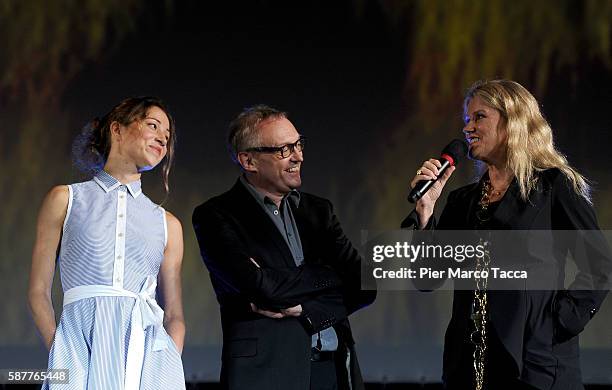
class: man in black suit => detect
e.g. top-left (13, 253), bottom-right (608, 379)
top-left (192, 105), bottom-right (375, 390)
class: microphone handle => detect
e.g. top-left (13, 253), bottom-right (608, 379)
top-left (407, 157), bottom-right (452, 203)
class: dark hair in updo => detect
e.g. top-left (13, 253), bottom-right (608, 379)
top-left (72, 96), bottom-right (176, 194)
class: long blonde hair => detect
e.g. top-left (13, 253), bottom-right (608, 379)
top-left (464, 79), bottom-right (591, 203)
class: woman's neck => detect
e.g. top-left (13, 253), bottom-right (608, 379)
top-left (487, 164), bottom-right (513, 192)
top-left (103, 159), bottom-right (141, 184)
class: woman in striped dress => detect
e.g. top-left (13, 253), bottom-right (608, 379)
top-left (28, 97), bottom-right (186, 389)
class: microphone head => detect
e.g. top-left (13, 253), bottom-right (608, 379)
top-left (441, 139), bottom-right (468, 166)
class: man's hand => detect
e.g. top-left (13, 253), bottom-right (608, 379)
top-left (281, 304), bottom-right (302, 317)
top-left (250, 303), bottom-right (302, 318)
top-left (248, 257), bottom-right (302, 318)
top-left (250, 303), bottom-right (284, 318)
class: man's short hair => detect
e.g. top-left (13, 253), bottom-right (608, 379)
top-left (227, 104), bottom-right (287, 163)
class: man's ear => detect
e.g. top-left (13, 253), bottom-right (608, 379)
top-left (237, 152), bottom-right (257, 173)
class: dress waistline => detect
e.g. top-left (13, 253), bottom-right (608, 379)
top-left (63, 276), bottom-right (167, 390)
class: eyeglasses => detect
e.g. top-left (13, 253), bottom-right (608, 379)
top-left (246, 137), bottom-right (306, 159)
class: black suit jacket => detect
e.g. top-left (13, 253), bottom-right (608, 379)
top-left (193, 180), bottom-right (376, 390)
top-left (402, 168), bottom-right (611, 390)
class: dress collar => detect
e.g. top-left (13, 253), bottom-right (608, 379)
top-left (93, 170), bottom-right (142, 198)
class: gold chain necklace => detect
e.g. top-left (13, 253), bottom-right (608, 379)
top-left (471, 177), bottom-right (493, 390)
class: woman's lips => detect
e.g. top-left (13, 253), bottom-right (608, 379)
top-left (149, 145), bottom-right (163, 156)
top-left (467, 136), bottom-right (480, 145)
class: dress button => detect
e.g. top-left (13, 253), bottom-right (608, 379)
top-left (118, 214), bottom-right (124, 218)
top-left (273, 210), bottom-right (279, 215)
top-left (117, 255), bottom-right (122, 259)
top-left (118, 233), bottom-right (124, 237)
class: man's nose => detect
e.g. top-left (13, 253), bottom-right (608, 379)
top-left (291, 148), bottom-right (304, 162)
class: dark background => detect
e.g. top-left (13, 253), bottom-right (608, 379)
top-left (1, 0), bottom-right (611, 386)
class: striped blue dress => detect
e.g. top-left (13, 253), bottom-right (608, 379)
top-left (43, 170), bottom-right (185, 390)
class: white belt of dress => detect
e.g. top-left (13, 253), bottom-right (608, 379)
top-left (63, 276), bottom-right (168, 390)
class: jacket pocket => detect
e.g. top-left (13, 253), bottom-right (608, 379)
top-left (522, 351), bottom-right (557, 390)
top-left (228, 338), bottom-right (257, 358)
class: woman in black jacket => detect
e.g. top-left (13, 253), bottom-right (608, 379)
top-left (404, 79), bottom-right (611, 390)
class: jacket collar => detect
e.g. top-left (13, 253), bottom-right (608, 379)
top-left (228, 179), bottom-right (297, 267)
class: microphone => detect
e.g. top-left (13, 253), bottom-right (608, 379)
top-left (407, 139), bottom-right (468, 203)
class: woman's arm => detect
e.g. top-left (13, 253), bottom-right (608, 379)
top-left (158, 211), bottom-right (186, 354)
top-left (552, 172), bottom-right (611, 339)
top-left (28, 185), bottom-right (69, 350)
top-left (403, 159), bottom-right (456, 229)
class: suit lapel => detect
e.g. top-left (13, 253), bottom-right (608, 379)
top-left (228, 180), bottom-right (296, 267)
top-left (463, 184), bottom-right (481, 227)
top-left (292, 200), bottom-right (316, 265)
top-left (493, 178), bottom-right (545, 229)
